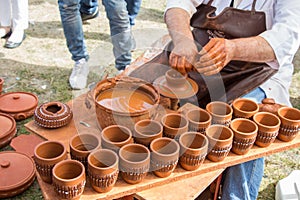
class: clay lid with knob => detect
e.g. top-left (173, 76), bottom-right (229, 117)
top-left (0, 92), bottom-right (38, 120)
top-left (0, 113), bottom-right (17, 148)
top-left (259, 98), bottom-right (286, 115)
top-left (0, 151), bottom-right (36, 198)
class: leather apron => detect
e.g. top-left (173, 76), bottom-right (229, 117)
top-left (128, 0), bottom-right (277, 108)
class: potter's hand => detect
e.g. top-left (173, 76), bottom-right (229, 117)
top-left (195, 38), bottom-right (235, 76)
top-left (169, 39), bottom-right (198, 75)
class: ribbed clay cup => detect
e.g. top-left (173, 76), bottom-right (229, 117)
top-left (33, 140), bottom-right (67, 184)
top-left (150, 137), bottom-right (179, 177)
top-left (186, 108), bottom-right (211, 134)
top-left (253, 112), bottom-right (280, 147)
top-left (206, 101), bottom-right (233, 126)
top-left (69, 133), bottom-right (101, 169)
top-left (161, 113), bottom-right (189, 140)
top-left (230, 118), bottom-right (258, 155)
top-left (277, 107), bottom-right (300, 142)
top-left (119, 143), bottom-right (150, 184)
top-left (134, 119), bottom-right (163, 147)
top-left (178, 132), bottom-right (208, 171)
top-left (0, 77), bottom-right (4, 94)
top-left (52, 160), bottom-right (86, 200)
top-left (232, 98), bottom-right (259, 119)
top-left (206, 125), bottom-right (233, 162)
top-left (87, 149), bottom-right (119, 193)
top-left (101, 125), bottom-right (133, 153)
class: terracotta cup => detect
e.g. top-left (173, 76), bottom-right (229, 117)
top-left (178, 132), bottom-right (208, 171)
top-left (119, 143), bottom-right (150, 184)
top-left (161, 113), bottom-right (189, 140)
top-left (185, 108), bottom-right (212, 134)
top-left (134, 119), bottom-right (163, 147)
top-left (232, 98), bottom-right (259, 119)
top-left (230, 118), bottom-right (258, 155)
top-left (69, 133), bottom-right (101, 168)
top-left (150, 137), bottom-right (179, 177)
top-left (52, 160), bottom-right (86, 200)
top-left (87, 149), bottom-right (119, 193)
top-left (206, 125), bottom-right (233, 162)
top-left (253, 112), bottom-right (280, 147)
top-left (33, 140), bottom-right (67, 183)
top-left (206, 101), bottom-right (233, 126)
top-left (101, 125), bottom-right (133, 153)
top-left (0, 77), bottom-right (4, 94)
top-left (277, 107), bottom-right (300, 142)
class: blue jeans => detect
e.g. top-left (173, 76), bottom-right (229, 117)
top-left (102, 0), bottom-right (141, 70)
top-left (221, 87), bottom-right (266, 200)
top-left (58, 0), bottom-right (98, 62)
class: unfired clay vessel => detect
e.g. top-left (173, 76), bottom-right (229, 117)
top-left (179, 132), bottom-right (208, 171)
top-left (161, 113), bottom-right (189, 140)
top-left (277, 107), bottom-right (300, 142)
top-left (206, 101), bottom-right (233, 126)
top-left (134, 119), bottom-right (163, 147)
top-left (232, 98), bottom-right (259, 119)
top-left (87, 149), bottom-right (119, 193)
top-left (185, 108), bottom-right (212, 134)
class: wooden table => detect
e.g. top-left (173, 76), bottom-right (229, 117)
top-left (25, 93), bottom-right (300, 200)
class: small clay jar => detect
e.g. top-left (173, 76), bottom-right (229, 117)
top-left (230, 118), bottom-right (258, 155)
top-left (33, 141), bottom-right (67, 183)
top-left (178, 132), bottom-right (208, 171)
top-left (232, 98), bottom-right (259, 119)
top-left (134, 119), bottom-right (163, 147)
top-left (185, 108), bottom-right (212, 134)
top-left (69, 133), bottom-right (101, 168)
top-left (206, 125), bottom-right (233, 162)
top-left (34, 101), bottom-right (73, 128)
top-left (258, 98), bottom-right (285, 115)
top-left (52, 160), bottom-right (86, 200)
top-left (277, 107), bottom-right (300, 142)
top-left (161, 113), bottom-right (189, 140)
top-left (101, 125), bottom-right (133, 153)
top-left (206, 101), bottom-right (233, 127)
top-left (0, 77), bottom-right (4, 94)
top-left (253, 112), bottom-right (281, 147)
top-left (150, 137), bottom-right (179, 177)
top-left (165, 69), bottom-right (188, 88)
top-left (119, 143), bottom-right (150, 184)
top-left (87, 149), bottom-right (119, 193)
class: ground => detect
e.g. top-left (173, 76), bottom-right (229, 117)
top-left (0, 0), bottom-right (299, 199)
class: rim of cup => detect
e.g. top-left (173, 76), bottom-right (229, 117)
top-left (101, 125), bottom-right (132, 145)
top-left (232, 98), bottom-right (259, 113)
top-left (70, 133), bottom-right (101, 153)
top-left (186, 108), bottom-right (212, 124)
top-left (134, 119), bottom-right (163, 137)
top-left (179, 131), bottom-right (208, 151)
top-left (34, 140), bottom-right (66, 161)
top-left (150, 137), bottom-right (180, 157)
top-left (253, 112), bottom-right (281, 129)
top-left (206, 101), bottom-right (233, 118)
top-left (88, 149), bottom-right (119, 170)
top-left (206, 124), bottom-right (233, 142)
top-left (52, 159), bottom-right (85, 182)
top-left (119, 143), bottom-right (150, 165)
top-left (161, 113), bottom-right (189, 129)
top-left (230, 118), bottom-right (258, 135)
top-left (278, 107), bottom-right (300, 122)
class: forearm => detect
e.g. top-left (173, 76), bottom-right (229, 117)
top-left (230, 36), bottom-right (276, 63)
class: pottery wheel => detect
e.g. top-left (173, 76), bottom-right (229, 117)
top-left (153, 75), bottom-right (198, 99)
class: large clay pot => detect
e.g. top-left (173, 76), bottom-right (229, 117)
top-left (206, 101), bottom-right (233, 126)
top-left (179, 132), bottom-right (208, 171)
top-left (253, 112), bottom-right (280, 147)
top-left (134, 119), bottom-right (163, 147)
top-left (230, 118), bottom-right (258, 155)
top-left (93, 76), bottom-right (160, 130)
top-left (69, 133), bottom-right (101, 168)
top-left (119, 143), bottom-right (150, 184)
top-left (185, 108), bottom-right (211, 134)
top-left (161, 113), bottom-right (189, 140)
top-left (277, 107), bottom-right (300, 142)
top-left (232, 98), bottom-right (259, 119)
top-left (0, 113), bottom-right (16, 148)
top-left (87, 149), bottom-right (119, 193)
top-left (150, 137), bottom-right (179, 177)
top-left (33, 141), bottom-right (67, 183)
top-left (0, 77), bottom-right (4, 94)
top-left (52, 160), bottom-right (86, 200)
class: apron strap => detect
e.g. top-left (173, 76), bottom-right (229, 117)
top-left (251, 0), bottom-right (257, 12)
top-left (207, 0), bottom-right (214, 6)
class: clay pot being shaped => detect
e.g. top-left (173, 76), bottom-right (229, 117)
top-left (277, 107), bottom-right (300, 142)
top-left (230, 118), bottom-right (258, 155)
top-left (119, 143), bottom-right (150, 184)
top-left (150, 137), bottom-right (179, 177)
top-left (259, 98), bottom-right (285, 115)
top-left (185, 108), bottom-right (212, 134)
top-left (52, 160), bottom-right (86, 200)
top-left (253, 112), bottom-right (280, 147)
top-left (0, 77), bottom-right (4, 94)
top-left (93, 76), bottom-right (160, 130)
top-left (33, 141), bottom-right (67, 183)
top-left (101, 125), bottom-right (133, 153)
top-left (69, 133), bottom-right (101, 168)
top-left (178, 132), bottom-right (208, 171)
top-left (232, 98), bottom-right (259, 119)
top-left (0, 113), bottom-right (16, 148)
top-left (134, 119), bottom-right (163, 147)
top-left (34, 101), bottom-right (73, 128)
top-left (87, 149), bottom-right (119, 193)
top-left (206, 101), bottom-right (233, 126)
top-left (206, 125), bottom-right (233, 162)
top-left (0, 92), bottom-right (38, 120)
top-left (161, 113), bottom-right (189, 140)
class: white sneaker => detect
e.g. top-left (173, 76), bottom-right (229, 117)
top-left (69, 58), bottom-right (89, 90)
